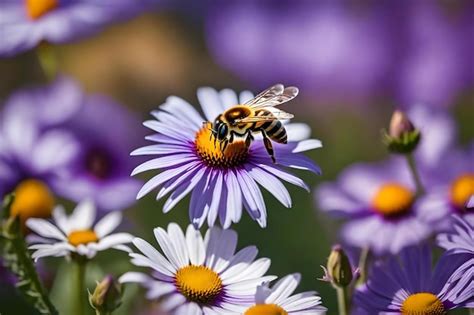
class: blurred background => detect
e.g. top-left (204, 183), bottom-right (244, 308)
top-left (0, 0), bottom-right (473, 314)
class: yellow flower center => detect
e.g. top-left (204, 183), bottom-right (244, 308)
top-left (372, 183), bottom-right (414, 217)
top-left (175, 265), bottom-right (223, 304)
top-left (401, 292), bottom-right (446, 315)
top-left (68, 230), bottom-right (99, 247)
top-left (25, 0), bottom-right (58, 20)
top-left (245, 304), bottom-right (288, 315)
top-left (10, 179), bottom-right (54, 225)
top-left (194, 123), bottom-right (248, 168)
top-left (450, 173), bottom-right (474, 209)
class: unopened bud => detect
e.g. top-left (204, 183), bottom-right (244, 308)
top-left (327, 245), bottom-right (353, 287)
top-left (89, 275), bottom-right (122, 314)
top-left (383, 110), bottom-right (420, 154)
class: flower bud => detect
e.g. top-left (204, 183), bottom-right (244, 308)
top-left (326, 245), bottom-right (353, 287)
top-left (383, 110), bottom-right (420, 154)
top-left (89, 275), bottom-right (122, 314)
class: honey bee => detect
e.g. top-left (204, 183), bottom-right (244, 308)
top-left (210, 84), bottom-right (298, 163)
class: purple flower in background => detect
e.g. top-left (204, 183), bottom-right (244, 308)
top-left (131, 86), bottom-right (322, 228)
top-left (316, 158), bottom-right (435, 255)
top-left (355, 245), bottom-right (473, 313)
top-left (0, 77), bottom-right (81, 222)
top-left (55, 93), bottom-right (143, 212)
top-left (205, 1), bottom-right (391, 104)
top-left (0, 0), bottom-right (147, 57)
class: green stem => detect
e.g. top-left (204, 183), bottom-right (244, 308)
top-left (0, 196), bottom-right (58, 315)
top-left (36, 43), bottom-right (58, 81)
top-left (356, 247), bottom-right (370, 286)
top-left (406, 153), bottom-right (425, 195)
top-left (73, 259), bottom-right (87, 315)
top-left (336, 286), bottom-right (349, 315)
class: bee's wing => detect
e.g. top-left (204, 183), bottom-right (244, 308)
top-left (235, 109), bottom-right (294, 123)
top-left (244, 84), bottom-right (299, 109)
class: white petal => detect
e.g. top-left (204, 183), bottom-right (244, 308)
top-left (132, 238), bottom-right (176, 276)
top-left (265, 273), bottom-right (301, 304)
top-left (26, 219), bottom-right (67, 241)
top-left (69, 199), bottom-right (96, 230)
top-left (292, 139), bottom-right (323, 153)
top-left (197, 87), bottom-right (224, 121)
top-left (91, 233), bottom-right (133, 251)
top-left (94, 212), bottom-right (122, 238)
top-left (186, 224), bottom-right (206, 266)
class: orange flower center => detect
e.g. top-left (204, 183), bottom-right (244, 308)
top-left (401, 292), bottom-right (446, 315)
top-left (175, 265), bottom-right (222, 304)
top-left (10, 179), bottom-right (54, 224)
top-left (450, 173), bottom-right (474, 209)
top-left (68, 230), bottom-right (99, 247)
top-left (245, 304), bottom-right (288, 315)
top-left (25, 0), bottom-right (58, 20)
top-left (194, 123), bottom-right (248, 168)
top-left (372, 183), bottom-right (414, 217)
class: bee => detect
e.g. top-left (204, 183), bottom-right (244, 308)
top-left (210, 84), bottom-right (298, 163)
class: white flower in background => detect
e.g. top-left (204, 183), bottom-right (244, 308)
top-left (27, 200), bottom-right (133, 260)
top-left (242, 274), bottom-right (327, 315)
top-left (120, 223), bottom-right (276, 315)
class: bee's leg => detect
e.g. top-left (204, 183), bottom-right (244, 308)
top-left (229, 131), bottom-right (235, 144)
top-left (221, 139), bottom-right (229, 152)
top-left (245, 130), bottom-right (253, 147)
top-left (261, 131), bottom-right (276, 163)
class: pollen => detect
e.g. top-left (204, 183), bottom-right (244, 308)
top-left (245, 304), bottom-right (288, 315)
top-left (450, 173), bottom-right (474, 209)
top-left (25, 0), bottom-right (58, 20)
top-left (372, 183), bottom-right (414, 217)
top-left (10, 179), bottom-right (54, 225)
top-left (68, 230), bottom-right (99, 247)
top-left (195, 123), bottom-right (248, 168)
top-left (401, 292), bottom-right (446, 315)
top-left (175, 265), bottom-right (223, 304)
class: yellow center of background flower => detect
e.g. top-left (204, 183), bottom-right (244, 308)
top-left (195, 123), bottom-right (248, 168)
top-left (68, 230), bottom-right (99, 247)
top-left (450, 173), bottom-right (474, 209)
top-left (10, 179), bottom-right (54, 225)
top-left (372, 183), bottom-right (414, 217)
top-left (175, 265), bottom-right (222, 304)
top-left (245, 304), bottom-right (288, 315)
top-left (25, 0), bottom-right (58, 20)
top-left (401, 292), bottom-right (446, 315)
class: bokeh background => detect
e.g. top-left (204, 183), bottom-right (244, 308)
top-left (1, 0), bottom-right (473, 314)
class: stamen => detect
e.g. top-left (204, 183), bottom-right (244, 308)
top-left (401, 292), bottom-right (446, 315)
top-left (68, 230), bottom-right (99, 247)
top-left (245, 304), bottom-right (288, 315)
top-left (10, 179), bottom-right (54, 224)
top-left (194, 123), bottom-right (248, 168)
top-left (175, 265), bottom-right (222, 304)
top-left (372, 183), bottom-right (414, 217)
top-left (25, 0), bottom-right (58, 20)
top-left (450, 173), bottom-right (474, 209)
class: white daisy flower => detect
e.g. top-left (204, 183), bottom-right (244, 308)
top-left (119, 223), bottom-right (276, 314)
top-left (242, 274), bottom-right (327, 315)
top-left (26, 199), bottom-right (133, 260)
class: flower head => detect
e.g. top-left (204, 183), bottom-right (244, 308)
top-left (242, 274), bottom-right (327, 315)
top-left (132, 87), bottom-right (321, 228)
top-left (316, 158), bottom-right (435, 254)
top-left (27, 200), bottom-right (133, 260)
top-left (355, 245), bottom-right (474, 313)
top-left (0, 0), bottom-right (148, 57)
top-left (120, 223), bottom-right (276, 314)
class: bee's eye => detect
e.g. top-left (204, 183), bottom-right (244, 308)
top-left (218, 124), bottom-right (228, 140)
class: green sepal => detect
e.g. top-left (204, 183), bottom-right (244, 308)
top-left (383, 129), bottom-right (421, 154)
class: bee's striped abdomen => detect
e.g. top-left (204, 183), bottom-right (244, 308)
top-left (255, 109), bottom-right (287, 144)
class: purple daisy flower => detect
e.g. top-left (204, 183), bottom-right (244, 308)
top-left (354, 245), bottom-right (474, 314)
top-left (53, 93), bottom-right (143, 211)
top-left (437, 215), bottom-right (474, 256)
top-left (0, 77), bottom-right (81, 223)
top-left (0, 0), bottom-right (147, 57)
top-left (316, 158), bottom-right (436, 255)
top-left (132, 86), bottom-right (322, 228)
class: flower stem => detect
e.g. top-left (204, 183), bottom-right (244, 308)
top-left (73, 259), bottom-right (87, 315)
top-left (336, 286), bottom-right (349, 315)
top-left (36, 43), bottom-right (58, 81)
top-left (0, 195), bottom-right (58, 315)
top-left (406, 153), bottom-right (424, 195)
top-left (356, 247), bottom-right (370, 286)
